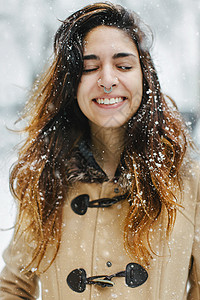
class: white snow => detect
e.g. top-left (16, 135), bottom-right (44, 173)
top-left (0, 1), bottom-right (199, 299)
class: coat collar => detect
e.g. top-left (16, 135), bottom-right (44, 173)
top-left (66, 139), bottom-right (123, 184)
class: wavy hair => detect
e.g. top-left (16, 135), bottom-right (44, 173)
top-left (10, 2), bottom-right (193, 274)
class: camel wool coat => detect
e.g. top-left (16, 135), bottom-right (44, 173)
top-left (0, 142), bottom-right (200, 299)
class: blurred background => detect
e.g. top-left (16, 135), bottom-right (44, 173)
top-left (0, 0), bottom-right (199, 292)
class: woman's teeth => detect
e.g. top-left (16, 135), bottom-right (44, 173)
top-left (96, 97), bottom-right (124, 105)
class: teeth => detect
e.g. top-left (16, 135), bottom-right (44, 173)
top-left (104, 98), bottom-right (109, 104)
top-left (96, 97), bottom-right (124, 105)
top-left (110, 98), bottom-right (115, 104)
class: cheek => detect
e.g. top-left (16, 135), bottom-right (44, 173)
top-left (76, 82), bottom-right (82, 101)
top-left (77, 97), bottom-right (84, 114)
top-left (76, 76), bottom-right (90, 102)
top-left (76, 83), bottom-right (85, 108)
top-left (76, 92), bottom-right (89, 119)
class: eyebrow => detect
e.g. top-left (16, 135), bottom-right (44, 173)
top-left (83, 52), bottom-right (136, 60)
top-left (83, 54), bottom-right (100, 60)
top-left (113, 52), bottom-right (137, 59)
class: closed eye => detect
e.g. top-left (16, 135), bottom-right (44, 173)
top-left (117, 66), bottom-right (132, 70)
top-left (83, 67), bottom-right (99, 73)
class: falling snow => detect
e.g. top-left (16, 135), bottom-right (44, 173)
top-left (0, 1), bottom-right (200, 299)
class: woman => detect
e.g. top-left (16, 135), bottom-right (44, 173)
top-left (0, 2), bottom-right (199, 299)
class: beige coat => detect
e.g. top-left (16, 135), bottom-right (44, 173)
top-left (0, 160), bottom-right (200, 299)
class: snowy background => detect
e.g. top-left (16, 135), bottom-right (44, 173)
top-left (0, 0), bottom-right (199, 295)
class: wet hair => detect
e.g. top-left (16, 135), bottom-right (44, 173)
top-left (10, 2), bottom-right (193, 274)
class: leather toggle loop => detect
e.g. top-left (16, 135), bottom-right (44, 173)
top-left (66, 263), bottom-right (148, 293)
top-left (71, 193), bottom-right (128, 215)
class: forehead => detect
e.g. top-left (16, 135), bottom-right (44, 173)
top-left (83, 25), bottom-right (138, 55)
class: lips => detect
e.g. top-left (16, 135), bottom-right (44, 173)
top-left (93, 97), bottom-right (127, 105)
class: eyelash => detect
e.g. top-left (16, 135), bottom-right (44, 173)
top-left (118, 66), bottom-right (132, 70)
top-left (83, 66), bottom-right (132, 73)
top-left (83, 68), bottom-right (98, 73)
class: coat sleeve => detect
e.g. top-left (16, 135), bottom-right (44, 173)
top-left (188, 170), bottom-right (200, 299)
top-left (0, 235), bottom-right (39, 299)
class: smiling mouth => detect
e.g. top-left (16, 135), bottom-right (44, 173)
top-left (93, 97), bottom-right (127, 105)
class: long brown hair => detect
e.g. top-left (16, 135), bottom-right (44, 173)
top-left (10, 2), bottom-right (193, 274)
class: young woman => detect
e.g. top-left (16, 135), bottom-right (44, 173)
top-left (0, 2), bottom-right (199, 299)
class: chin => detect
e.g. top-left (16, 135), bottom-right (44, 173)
top-left (96, 121), bottom-right (127, 129)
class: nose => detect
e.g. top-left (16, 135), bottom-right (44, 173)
top-left (97, 66), bottom-right (119, 92)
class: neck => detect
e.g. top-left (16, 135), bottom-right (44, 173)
top-left (89, 123), bottom-right (126, 178)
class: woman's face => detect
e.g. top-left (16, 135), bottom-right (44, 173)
top-left (77, 26), bottom-right (143, 129)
